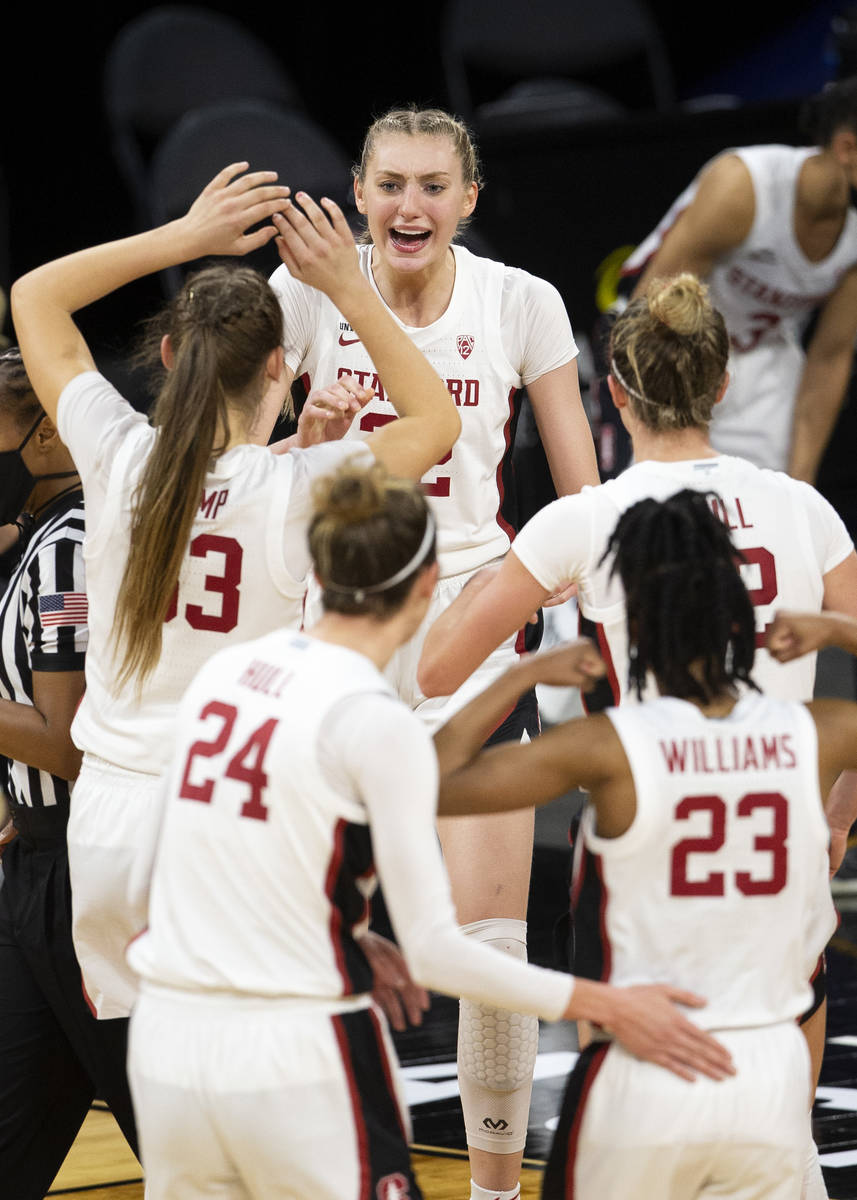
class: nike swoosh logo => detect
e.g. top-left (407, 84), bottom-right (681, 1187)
top-left (339, 334), bottom-right (361, 346)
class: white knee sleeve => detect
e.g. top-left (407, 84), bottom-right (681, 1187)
top-left (457, 918), bottom-right (540, 1154)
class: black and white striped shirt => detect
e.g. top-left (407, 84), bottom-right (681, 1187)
top-left (0, 490), bottom-right (87, 807)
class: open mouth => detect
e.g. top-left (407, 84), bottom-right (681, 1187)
top-left (390, 229), bottom-right (431, 252)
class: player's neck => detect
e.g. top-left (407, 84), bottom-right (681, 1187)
top-left (631, 425), bottom-right (718, 464)
top-left (309, 611), bottom-right (412, 672)
top-left (796, 151), bottom-right (850, 260)
top-left (369, 246), bottom-right (457, 328)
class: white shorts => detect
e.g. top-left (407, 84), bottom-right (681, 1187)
top-left (710, 341), bottom-right (803, 472)
top-left (67, 753), bottom-right (165, 1019)
top-left (546, 1023), bottom-right (809, 1200)
top-left (128, 986), bottom-right (421, 1200)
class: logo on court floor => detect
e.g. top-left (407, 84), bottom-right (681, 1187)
top-left (456, 334), bottom-right (475, 359)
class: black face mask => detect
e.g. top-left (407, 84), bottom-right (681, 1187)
top-left (0, 414), bottom-right (78, 526)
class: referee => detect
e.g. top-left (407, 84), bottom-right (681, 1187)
top-left (0, 348), bottom-right (139, 1197)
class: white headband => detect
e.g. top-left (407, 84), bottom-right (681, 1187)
top-left (323, 512), bottom-right (436, 604)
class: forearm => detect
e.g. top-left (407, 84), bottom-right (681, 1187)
top-left (826, 771), bottom-right (857, 839)
top-left (0, 698), bottom-right (82, 781)
top-left (788, 352), bottom-right (852, 483)
top-left (433, 656), bottom-right (543, 774)
top-left (13, 221), bottom-right (190, 320)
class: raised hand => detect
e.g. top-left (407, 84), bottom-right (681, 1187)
top-left (273, 194), bottom-right (363, 299)
top-left (181, 162), bottom-right (291, 259)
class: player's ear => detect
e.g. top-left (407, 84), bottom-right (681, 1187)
top-left (160, 334), bottom-right (175, 371)
top-left (606, 373), bottom-right (627, 411)
top-left (354, 175), bottom-right (366, 215)
top-left (714, 371), bottom-right (730, 406)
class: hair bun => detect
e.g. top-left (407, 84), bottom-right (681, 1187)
top-left (647, 273), bottom-right (711, 337)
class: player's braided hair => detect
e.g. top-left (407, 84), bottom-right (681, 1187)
top-left (0, 347), bottom-right (43, 430)
top-left (799, 74), bottom-right (857, 146)
top-left (603, 488), bottom-right (758, 703)
top-left (113, 264), bottom-right (283, 691)
top-left (609, 273), bottom-right (729, 431)
top-left (354, 105), bottom-right (482, 243)
top-left (310, 461), bottom-right (436, 618)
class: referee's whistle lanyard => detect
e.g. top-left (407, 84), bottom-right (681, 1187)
top-left (0, 414), bottom-right (78, 528)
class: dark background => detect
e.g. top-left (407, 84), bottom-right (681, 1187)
top-left (1, 1), bottom-right (849, 323)
top-left (3, 0), bottom-right (857, 480)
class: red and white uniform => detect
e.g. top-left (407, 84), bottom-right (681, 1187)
top-left (56, 370), bottom-right (371, 1017)
top-left (270, 244), bottom-right (577, 720)
top-left (623, 145), bottom-right (857, 471)
top-left (127, 629), bottom-right (574, 1198)
top-left (544, 692), bottom-right (836, 1200)
top-left (512, 454), bottom-right (853, 705)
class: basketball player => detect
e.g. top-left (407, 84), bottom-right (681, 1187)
top-left (437, 488), bottom-right (844, 1200)
top-left (418, 272), bottom-right (857, 1200)
top-left (619, 76), bottom-right (857, 482)
top-left (125, 462), bottom-right (733, 1200)
top-left (269, 105), bottom-right (600, 1200)
top-left (9, 164), bottom-right (460, 1023)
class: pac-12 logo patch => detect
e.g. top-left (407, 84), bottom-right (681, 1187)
top-left (456, 334), bottom-right (475, 360)
top-left (377, 1172), bottom-right (411, 1200)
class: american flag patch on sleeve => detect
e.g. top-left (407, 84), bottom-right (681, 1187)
top-left (38, 592), bottom-right (88, 627)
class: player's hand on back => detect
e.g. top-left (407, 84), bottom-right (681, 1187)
top-left (357, 930), bottom-right (431, 1032)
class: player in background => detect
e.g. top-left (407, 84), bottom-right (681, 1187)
top-left (617, 76), bottom-right (857, 483)
top-left (126, 461), bottom-right (733, 1200)
top-left (9, 165), bottom-right (460, 1024)
top-left (436, 489), bottom-right (844, 1200)
top-left (269, 105), bottom-right (600, 1200)
top-left (419, 272), bottom-right (857, 1200)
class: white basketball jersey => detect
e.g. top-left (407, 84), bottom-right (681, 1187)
top-left (511, 455), bottom-right (854, 705)
top-left (623, 146), bottom-right (857, 469)
top-left (70, 414), bottom-right (367, 773)
top-left (129, 631), bottom-right (394, 998)
top-left (626, 145), bottom-right (857, 351)
top-left (272, 245), bottom-right (547, 577)
top-left (572, 693), bottom-right (835, 1030)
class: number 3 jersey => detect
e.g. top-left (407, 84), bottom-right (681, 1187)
top-left (572, 693), bottom-right (836, 1030)
top-left (270, 244), bottom-right (578, 578)
top-left (511, 453), bottom-right (854, 705)
top-left (56, 371), bottom-right (371, 774)
top-left (622, 145), bottom-right (857, 470)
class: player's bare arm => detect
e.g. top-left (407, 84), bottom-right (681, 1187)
top-left (12, 164), bottom-right (291, 422)
top-left (768, 609), bottom-right (857, 662)
top-left (528, 359), bottom-right (600, 494)
top-left (433, 640), bottom-right (604, 776)
top-left (631, 154), bottom-right (755, 297)
top-left (419, 550), bottom-right (552, 697)
top-left (437, 711), bottom-right (621, 818)
top-left (788, 266), bottom-right (857, 482)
